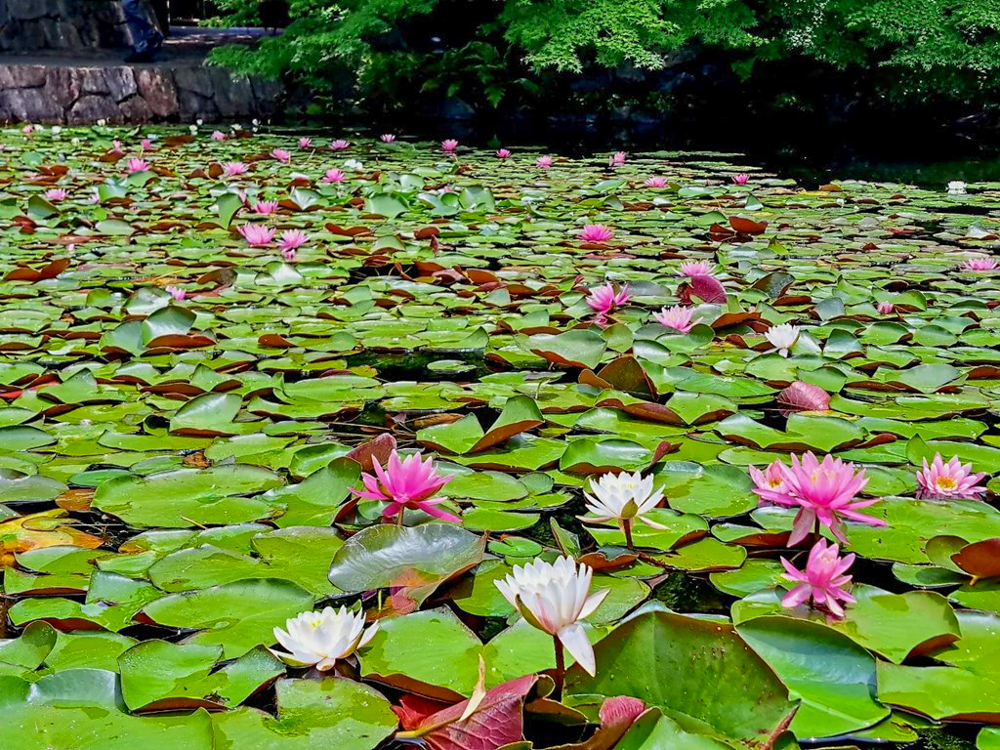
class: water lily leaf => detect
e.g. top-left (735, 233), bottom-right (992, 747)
top-left (528, 330), bottom-right (608, 369)
top-left (45, 631), bottom-right (137, 673)
top-left (876, 662), bottom-right (1000, 722)
top-left (265, 458), bottom-right (359, 527)
top-left (0, 621), bottom-right (57, 671)
top-left (365, 193), bottom-right (409, 218)
top-left (656, 462), bottom-right (757, 518)
top-left (846, 497), bottom-right (1000, 564)
top-left (469, 396), bottom-right (544, 453)
top-left (980, 728), bottom-right (1000, 750)
top-left (212, 676), bottom-right (398, 749)
top-left (734, 584), bottom-right (960, 664)
top-left (567, 605), bottom-right (796, 746)
top-left (777, 381), bottom-right (831, 412)
top-left (585, 509), bottom-right (706, 551)
top-left (119, 640), bottom-right (283, 711)
top-left (214, 192), bottom-right (243, 227)
top-left (615, 710), bottom-right (734, 750)
top-left (418, 415), bottom-right (486, 455)
top-left (0, 471), bottom-right (67, 505)
top-left (328, 524), bottom-right (485, 614)
top-left (710, 560), bottom-right (784, 597)
top-left (736, 616), bottom-right (889, 738)
top-left (0, 669), bottom-right (215, 749)
top-left (395, 674), bottom-right (536, 750)
top-left (560, 438), bottom-right (650, 474)
top-left (169, 393), bottom-right (243, 436)
top-left (361, 607), bottom-right (482, 699)
top-left (0, 510), bottom-right (103, 560)
top-left (141, 579), bottom-right (315, 658)
top-left (93, 466), bottom-right (283, 528)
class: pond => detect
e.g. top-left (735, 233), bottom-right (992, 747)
top-left (0, 123), bottom-right (998, 750)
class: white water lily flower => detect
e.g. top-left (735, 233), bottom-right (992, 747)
top-left (271, 606), bottom-right (378, 671)
top-left (583, 471), bottom-right (666, 528)
top-left (947, 181), bottom-right (967, 195)
top-left (495, 557), bottom-right (608, 676)
top-left (765, 323), bottom-right (800, 357)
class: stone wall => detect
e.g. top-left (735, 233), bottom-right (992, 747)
top-left (0, 0), bottom-right (139, 52)
top-left (0, 63), bottom-right (283, 123)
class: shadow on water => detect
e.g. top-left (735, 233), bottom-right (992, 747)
top-left (285, 107), bottom-right (1000, 190)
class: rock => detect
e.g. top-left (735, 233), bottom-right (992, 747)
top-left (251, 78), bottom-right (283, 115)
top-left (211, 69), bottom-right (255, 117)
top-left (43, 68), bottom-right (82, 108)
top-left (6, 0), bottom-right (48, 21)
top-left (440, 98), bottom-right (476, 120)
top-left (135, 68), bottom-right (178, 117)
top-left (105, 68), bottom-right (138, 102)
top-left (0, 89), bottom-right (64, 122)
top-left (78, 68), bottom-right (111, 95)
top-left (67, 94), bottom-right (120, 124)
top-left (1, 66), bottom-right (47, 89)
top-left (174, 67), bottom-right (216, 99)
top-left (118, 95), bottom-right (154, 122)
top-left (1, 0), bottom-right (133, 52)
top-left (1, 56), bottom-right (283, 124)
top-left (177, 87), bottom-right (219, 121)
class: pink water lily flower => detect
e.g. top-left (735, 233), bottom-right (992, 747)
top-left (587, 282), bottom-right (630, 325)
top-left (271, 149), bottom-right (291, 163)
top-left (579, 224), bottom-right (614, 243)
top-left (126, 158), bottom-right (150, 174)
top-left (732, 173), bottom-right (751, 185)
top-left (780, 539), bottom-right (856, 618)
top-left (298, 137), bottom-right (313, 149)
top-left (110, 139), bottom-right (124, 155)
top-left (536, 156), bottom-right (553, 169)
top-left (140, 138), bottom-right (154, 151)
top-left (165, 285), bottom-right (186, 301)
top-left (44, 188), bottom-right (67, 201)
top-left (876, 301), bottom-right (895, 314)
top-left (653, 305), bottom-right (698, 333)
top-left (330, 139), bottom-right (351, 151)
top-left (322, 168), bottom-right (346, 184)
top-left (609, 151), bottom-right (626, 167)
top-left (223, 162), bottom-right (249, 177)
top-left (916, 453), bottom-right (987, 501)
top-left (779, 452), bottom-right (883, 545)
top-left (645, 177), bottom-right (668, 188)
top-left (278, 229), bottom-right (308, 253)
top-left (253, 200), bottom-right (279, 215)
top-left (211, 130), bottom-right (227, 141)
top-left (380, 134), bottom-right (396, 143)
top-left (238, 223), bottom-right (276, 247)
top-left (496, 148), bottom-right (512, 159)
top-left (22, 124), bottom-right (33, 134)
top-left (678, 260), bottom-right (714, 278)
top-left (962, 258), bottom-right (998, 271)
top-left (441, 139), bottom-right (458, 153)
top-left (282, 248), bottom-right (296, 262)
top-left (353, 450), bottom-right (456, 523)
top-left (750, 460), bottom-right (793, 506)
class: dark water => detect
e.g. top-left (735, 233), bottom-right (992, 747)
top-left (286, 115), bottom-right (1000, 191)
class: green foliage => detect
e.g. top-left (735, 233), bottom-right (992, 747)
top-left (207, 0), bottom-right (1000, 113)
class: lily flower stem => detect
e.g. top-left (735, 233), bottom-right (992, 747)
top-left (812, 518), bottom-right (821, 548)
top-left (623, 519), bottom-right (635, 550)
top-left (552, 635), bottom-right (566, 701)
